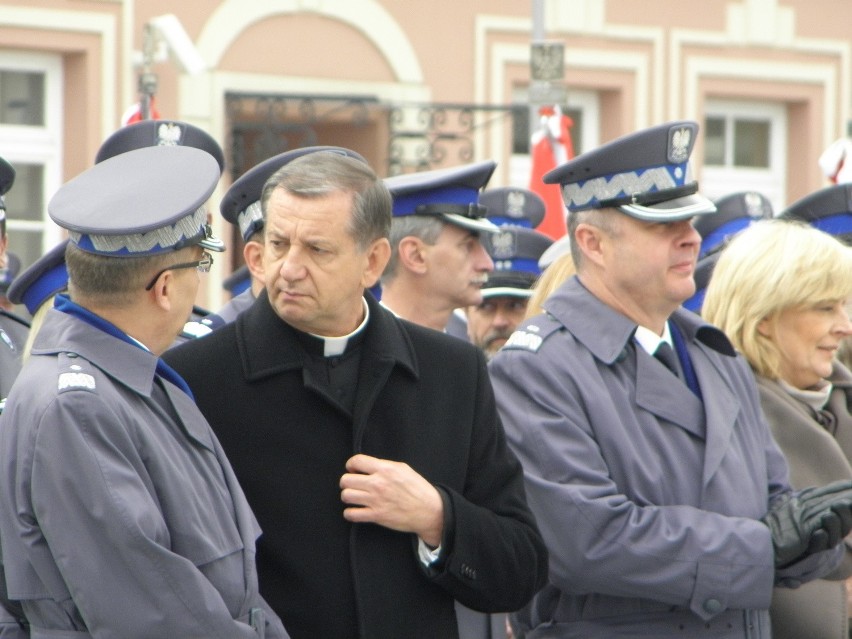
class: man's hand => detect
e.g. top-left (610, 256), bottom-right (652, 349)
top-left (762, 479), bottom-right (852, 567)
top-left (340, 454), bottom-right (444, 547)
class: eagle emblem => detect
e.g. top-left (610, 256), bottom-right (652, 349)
top-left (156, 123), bottom-right (183, 146)
top-left (506, 190), bottom-right (526, 218)
top-left (489, 230), bottom-right (516, 260)
top-left (668, 127), bottom-right (692, 163)
top-left (744, 192), bottom-right (769, 219)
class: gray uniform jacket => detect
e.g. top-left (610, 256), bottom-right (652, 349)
top-left (488, 276), bottom-right (841, 639)
top-left (0, 307), bottom-right (287, 639)
top-left (759, 365), bottom-right (852, 639)
top-left (212, 288), bottom-right (256, 325)
top-left (0, 311), bottom-right (28, 399)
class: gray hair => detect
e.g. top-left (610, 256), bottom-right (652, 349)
top-left (260, 151), bottom-right (391, 251)
top-left (380, 215), bottom-right (445, 283)
top-left (66, 242), bottom-right (186, 307)
top-left (567, 208), bottom-right (620, 269)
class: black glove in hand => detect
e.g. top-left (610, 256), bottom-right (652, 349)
top-left (761, 479), bottom-right (852, 568)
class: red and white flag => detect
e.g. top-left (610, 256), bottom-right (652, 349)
top-left (529, 105), bottom-right (574, 240)
top-left (120, 97), bottom-right (161, 126)
top-left (819, 137), bottom-right (852, 184)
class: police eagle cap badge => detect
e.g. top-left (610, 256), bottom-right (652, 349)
top-left (156, 122), bottom-right (184, 146)
top-left (489, 230), bottom-right (516, 260)
top-left (668, 126), bottom-right (692, 164)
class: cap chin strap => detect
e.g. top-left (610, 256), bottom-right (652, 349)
top-left (414, 202), bottom-right (488, 220)
top-left (597, 182), bottom-right (699, 209)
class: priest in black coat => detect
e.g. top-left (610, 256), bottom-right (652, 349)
top-left (164, 150), bottom-right (547, 639)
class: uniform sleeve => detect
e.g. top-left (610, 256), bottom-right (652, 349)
top-left (425, 349), bottom-right (549, 613)
top-left (488, 345), bottom-right (798, 620)
top-left (29, 391), bottom-right (259, 639)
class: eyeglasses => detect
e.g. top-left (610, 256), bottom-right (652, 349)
top-left (144, 251), bottom-right (214, 291)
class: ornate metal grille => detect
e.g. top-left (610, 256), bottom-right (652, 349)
top-left (225, 92), bottom-right (520, 179)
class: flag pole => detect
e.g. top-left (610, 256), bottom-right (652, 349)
top-left (528, 0), bottom-right (570, 239)
top-left (139, 23), bottom-right (158, 121)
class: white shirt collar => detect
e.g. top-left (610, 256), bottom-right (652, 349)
top-left (633, 322), bottom-right (673, 356)
top-left (309, 297), bottom-right (370, 357)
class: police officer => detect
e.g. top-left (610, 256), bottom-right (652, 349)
top-left (779, 182), bottom-right (852, 244)
top-left (95, 118), bottom-right (227, 341)
top-left (447, 186), bottom-right (548, 342)
top-left (683, 190), bottom-right (774, 313)
top-left (489, 120), bottom-right (852, 638)
top-left (0, 158), bottom-right (29, 401)
top-left (465, 225), bottom-right (552, 359)
top-left (0, 252), bottom-right (20, 311)
top-left (479, 186), bottom-right (547, 229)
top-left (6, 239), bottom-right (69, 361)
top-left (210, 146), bottom-right (367, 328)
top-left (0, 145), bottom-right (288, 638)
top-left (694, 190), bottom-right (774, 258)
top-left (380, 162), bottom-right (498, 331)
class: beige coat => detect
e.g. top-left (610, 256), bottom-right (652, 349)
top-left (759, 363), bottom-right (852, 639)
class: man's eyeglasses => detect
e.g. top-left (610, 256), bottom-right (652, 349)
top-left (144, 251), bottom-right (214, 291)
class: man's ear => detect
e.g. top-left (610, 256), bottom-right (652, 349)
top-left (148, 271), bottom-right (174, 312)
top-left (243, 240), bottom-right (265, 286)
top-left (361, 238), bottom-right (391, 288)
top-left (397, 236), bottom-right (429, 275)
top-left (574, 224), bottom-right (607, 268)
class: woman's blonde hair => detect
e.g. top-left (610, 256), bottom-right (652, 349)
top-left (702, 219), bottom-right (852, 379)
top-left (524, 251), bottom-right (577, 319)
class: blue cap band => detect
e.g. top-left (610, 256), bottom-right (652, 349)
top-left (487, 216), bottom-right (533, 229)
top-left (21, 262), bottom-right (68, 316)
top-left (491, 257), bottom-right (542, 276)
top-left (811, 212), bottom-right (852, 238)
top-left (699, 217), bottom-right (753, 257)
top-left (392, 186), bottom-right (480, 216)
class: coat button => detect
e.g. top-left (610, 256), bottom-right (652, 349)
top-left (703, 598), bottom-right (722, 614)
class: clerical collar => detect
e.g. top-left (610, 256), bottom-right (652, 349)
top-left (309, 297), bottom-right (370, 357)
top-left (634, 322), bottom-right (673, 355)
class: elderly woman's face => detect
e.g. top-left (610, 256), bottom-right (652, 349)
top-left (760, 300), bottom-right (852, 389)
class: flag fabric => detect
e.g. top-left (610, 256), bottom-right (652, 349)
top-left (529, 106), bottom-right (574, 240)
top-left (819, 137), bottom-right (852, 184)
top-left (120, 97), bottom-right (161, 126)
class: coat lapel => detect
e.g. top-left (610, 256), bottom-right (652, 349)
top-left (157, 379), bottom-right (217, 453)
top-left (693, 342), bottom-right (741, 486)
top-left (352, 295), bottom-right (418, 448)
top-left (635, 348), bottom-right (705, 439)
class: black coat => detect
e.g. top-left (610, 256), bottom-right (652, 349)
top-left (164, 291), bottom-right (547, 639)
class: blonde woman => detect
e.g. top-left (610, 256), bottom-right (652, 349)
top-left (703, 218), bottom-right (852, 639)
top-left (7, 239), bottom-right (68, 363)
top-left (524, 245), bottom-right (576, 320)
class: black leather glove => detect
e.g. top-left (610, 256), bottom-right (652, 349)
top-left (761, 479), bottom-right (852, 568)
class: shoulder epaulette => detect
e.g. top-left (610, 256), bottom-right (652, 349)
top-left (501, 313), bottom-right (563, 353)
top-left (56, 352), bottom-right (97, 394)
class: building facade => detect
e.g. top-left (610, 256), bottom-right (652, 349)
top-left (0, 0), bottom-right (849, 308)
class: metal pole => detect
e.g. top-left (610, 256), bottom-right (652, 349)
top-left (532, 0), bottom-right (544, 42)
top-left (139, 24), bottom-right (158, 121)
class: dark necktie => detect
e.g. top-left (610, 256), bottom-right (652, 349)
top-left (654, 342), bottom-right (680, 378)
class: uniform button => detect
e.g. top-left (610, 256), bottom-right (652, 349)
top-left (703, 598), bottom-right (722, 614)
